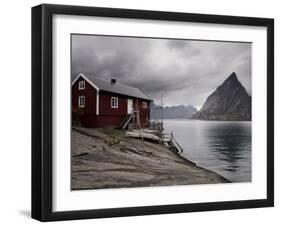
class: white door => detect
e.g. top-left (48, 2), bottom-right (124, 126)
top-left (127, 99), bottom-right (133, 114)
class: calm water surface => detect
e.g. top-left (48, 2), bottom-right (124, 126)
top-left (163, 119), bottom-right (251, 182)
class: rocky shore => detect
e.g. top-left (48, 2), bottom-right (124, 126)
top-left (71, 127), bottom-right (229, 190)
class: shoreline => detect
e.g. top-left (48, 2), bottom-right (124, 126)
top-left (172, 151), bottom-right (231, 183)
top-left (153, 118), bottom-right (252, 122)
top-left (71, 126), bottom-right (229, 190)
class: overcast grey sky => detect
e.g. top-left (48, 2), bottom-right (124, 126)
top-left (71, 34), bottom-right (251, 109)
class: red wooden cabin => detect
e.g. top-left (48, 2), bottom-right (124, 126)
top-left (72, 73), bottom-right (152, 128)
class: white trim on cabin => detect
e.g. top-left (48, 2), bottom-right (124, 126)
top-left (72, 73), bottom-right (100, 91)
top-left (96, 91), bottom-right (99, 115)
top-left (73, 73), bottom-right (100, 115)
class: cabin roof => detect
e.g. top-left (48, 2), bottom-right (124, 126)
top-left (72, 73), bottom-right (152, 101)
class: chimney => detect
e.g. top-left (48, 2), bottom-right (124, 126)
top-left (111, 78), bottom-right (117, 84)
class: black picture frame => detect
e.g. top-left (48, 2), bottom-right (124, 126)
top-left (32, 4), bottom-right (274, 222)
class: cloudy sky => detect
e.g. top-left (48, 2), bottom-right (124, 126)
top-left (71, 34), bottom-right (251, 109)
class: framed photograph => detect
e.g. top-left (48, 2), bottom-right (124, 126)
top-left (32, 4), bottom-right (274, 221)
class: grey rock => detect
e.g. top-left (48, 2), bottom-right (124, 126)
top-left (192, 72), bottom-right (251, 121)
top-left (71, 127), bottom-right (229, 190)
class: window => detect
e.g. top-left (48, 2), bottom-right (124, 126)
top-left (111, 97), bottom-right (118, 108)
top-left (78, 96), bottom-right (85, 108)
top-left (78, 80), bottom-right (85, 90)
top-left (142, 101), bottom-right (148, 109)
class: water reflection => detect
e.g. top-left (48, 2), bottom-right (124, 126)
top-left (163, 120), bottom-right (251, 182)
top-left (204, 123), bottom-right (251, 181)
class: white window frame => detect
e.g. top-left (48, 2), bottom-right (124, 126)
top-left (78, 96), bottom-right (85, 108)
top-left (78, 80), bottom-right (85, 90)
top-left (111, 97), bottom-right (118, 108)
top-left (142, 101), bottom-right (148, 109)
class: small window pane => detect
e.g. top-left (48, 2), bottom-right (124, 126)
top-left (79, 96), bottom-right (85, 108)
top-left (111, 97), bottom-right (118, 108)
top-left (142, 102), bottom-right (148, 109)
top-left (79, 81), bottom-right (85, 90)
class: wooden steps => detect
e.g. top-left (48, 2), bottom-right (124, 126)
top-left (163, 132), bottom-right (183, 155)
top-left (119, 114), bottom-right (133, 129)
top-left (166, 140), bottom-right (183, 154)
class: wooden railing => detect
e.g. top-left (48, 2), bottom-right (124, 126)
top-left (148, 121), bottom-right (163, 131)
top-left (161, 132), bottom-right (183, 154)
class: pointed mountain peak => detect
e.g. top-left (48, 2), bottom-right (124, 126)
top-left (225, 72), bottom-right (238, 82)
top-left (221, 72), bottom-right (240, 88)
top-left (192, 71), bottom-right (251, 121)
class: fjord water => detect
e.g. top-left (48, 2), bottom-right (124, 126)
top-left (163, 119), bottom-right (251, 182)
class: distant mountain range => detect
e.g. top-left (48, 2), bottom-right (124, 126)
top-left (150, 102), bottom-right (197, 119)
top-left (192, 72), bottom-right (251, 121)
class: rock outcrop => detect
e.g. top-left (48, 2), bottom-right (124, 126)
top-left (192, 72), bottom-right (251, 121)
top-left (71, 127), bottom-right (229, 190)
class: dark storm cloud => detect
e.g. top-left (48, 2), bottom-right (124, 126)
top-left (166, 39), bottom-right (201, 58)
top-left (72, 35), bottom-right (251, 108)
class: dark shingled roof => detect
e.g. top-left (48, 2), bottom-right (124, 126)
top-left (73, 74), bottom-right (152, 101)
